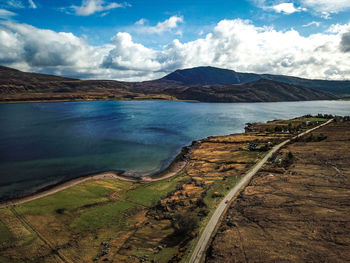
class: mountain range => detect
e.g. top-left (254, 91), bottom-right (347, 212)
top-left (1, 65), bottom-right (349, 103)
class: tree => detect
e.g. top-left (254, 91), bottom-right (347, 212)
top-left (171, 213), bottom-right (198, 236)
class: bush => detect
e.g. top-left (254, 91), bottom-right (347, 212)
top-left (282, 151), bottom-right (294, 168)
top-left (274, 126), bottom-right (282, 132)
top-left (171, 213), bottom-right (198, 236)
top-left (55, 208), bottom-right (65, 214)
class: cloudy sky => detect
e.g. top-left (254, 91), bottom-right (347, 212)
top-left (0, 0), bottom-right (350, 81)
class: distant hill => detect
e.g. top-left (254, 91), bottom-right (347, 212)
top-left (156, 66), bottom-right (350, 95)
top-left (0, 65), bottom-right (341, 103)
top-left (160, 66), bottom-right (260, 85)
top-left (163, 79), bottom-right (336, 102)
top-left (0, 65), bottom-right (137, 102)
top-left (262, 74), bottom-right (350, 95)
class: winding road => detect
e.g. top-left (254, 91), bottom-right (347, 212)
top-left (189, 119), bottom-right (333, 263)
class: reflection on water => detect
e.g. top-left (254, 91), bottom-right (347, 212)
top-left (0, 100), bottom-right (350, 199)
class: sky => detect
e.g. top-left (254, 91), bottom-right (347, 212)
top-left (0, 0), bottom-right (350, 81)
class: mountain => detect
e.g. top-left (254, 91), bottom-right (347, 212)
top-left (160, 66), bottom-right (260, 85)
top-left (0, 65), bottom-right (140, 102)
top-left (261, 74), bottom-right (350, 95)
top-left (0, 65), bottom-right (341, 102)
top-left (156, 66), bottom-right (350, 95)
top-left (163, 79), bottom-right (336, 102)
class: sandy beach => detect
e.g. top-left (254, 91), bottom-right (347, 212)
top-left (0, 147), bottom-right (189, 208)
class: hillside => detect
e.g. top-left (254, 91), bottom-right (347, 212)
top-left (0, 65), bottom-right (341, 102)
top-left (163, 79), bottom-right (336, 102)
top-left (0, 66), bottom-right (156, 102)
top-left (159, 66), bottom-right (260, 85)
top-left (156, 66), bottom-right (350, 95)
top-left (262, 74), bottom-right (350, 95)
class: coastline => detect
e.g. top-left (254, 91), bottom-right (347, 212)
top-left (0, 97), bottom-right (181, 104)
top-left (0, 97), bottom-right (343, 104)
top-left (0, 114), bottom-right (338, 208)
top-left (1, 115), bottom-right (343, 263)
top-left (0, 138), bottom-right (193, 208)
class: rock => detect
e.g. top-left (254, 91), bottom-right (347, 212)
top-left (157, 245), bottom-right (163, 251)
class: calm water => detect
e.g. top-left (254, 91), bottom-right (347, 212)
top-left (1, 100), bottom-right (350, 200)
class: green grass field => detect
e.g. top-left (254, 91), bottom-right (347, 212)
top-left (126, 173), bottom-right (185, 207)
top-left (0, 173), bottom-right (190, 262)
top-left (0, 220), bottom-right (15, 245)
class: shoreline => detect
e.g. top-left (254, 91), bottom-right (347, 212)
top-left (0, 115), bottom-right (337, 208)
top-left (0, 140), bottom-right (193, 208)
top-left (0, 97), bottom-right (344, 105)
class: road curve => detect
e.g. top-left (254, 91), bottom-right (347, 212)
top-left (189, 119), bottom-right (333, 263)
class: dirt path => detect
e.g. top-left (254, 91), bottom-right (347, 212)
top-left (189, 119), bottom-right (333, 263)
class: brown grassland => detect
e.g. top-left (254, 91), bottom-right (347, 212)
top-left (206, 118), bottom-right (350, 262)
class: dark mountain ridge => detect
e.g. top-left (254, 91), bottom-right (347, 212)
top-left (156, 66), bottom-right (350, 95)
top-left (0, 65), bottom-right (343, 102)
top-left (163, 79), bottom-right (336, 102)
top-left (160, 66), bottom-right (260, 86)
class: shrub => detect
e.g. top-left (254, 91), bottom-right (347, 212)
top-left (171, 213), bottom-right (198, 236)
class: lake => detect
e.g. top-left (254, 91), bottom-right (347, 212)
top-left (1, 100), bottom-right (350, 200)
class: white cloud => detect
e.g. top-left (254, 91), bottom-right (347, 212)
top-left (6, 0), bottom-right (25, 9)
top-left (302, 21), bottom-right (321, 27)
top-left (2, 0), bottom-right (36, 9)
top-left (102, 32), bottom-right (160, 71)
top-left (28, 0), bottom-right (36, 9)
top-left (135, 16), bottom-right (183, 34)
top-left (0, 9), bottom-right (16, 19)
top-left (0, 21), bottom-right (109, 74)
top-left (72, 0), bottom-right (125, 16)
top-left (300, 0), bottom-right (350, 14)
top-left (103, 19), bottom-right (350, 80)
top-left (135, 18), bottom-right (147, 25)
top-left (1, 19), bottom-right (350, 81)
top-left (271, 3), bottom-right (306, 14)
top-left (253, 0), bottom-right (350, 17)
top-left (327, 23), bottom-right (350, 33)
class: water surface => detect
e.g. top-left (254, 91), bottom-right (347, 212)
top-left (1, 100), bottom-right (350, 200)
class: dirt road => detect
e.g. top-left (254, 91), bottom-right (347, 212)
top-left (189, 119), bottom-right (333, 263)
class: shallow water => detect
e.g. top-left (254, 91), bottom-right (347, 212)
top-left (1, 100), bottom-right (350, 200)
